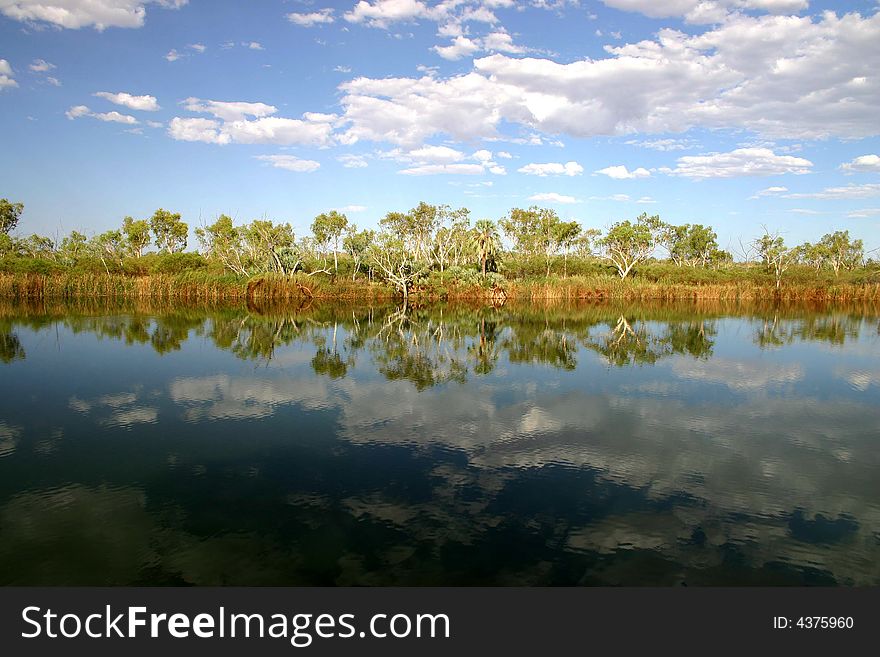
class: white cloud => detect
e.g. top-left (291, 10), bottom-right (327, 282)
top-left (188, 43), bottom-right (206, 53)
top-left (0, 0), bottom-right (188, 30)
top-left (93, 110), bottom-right (138, 124)
top-left (847, 208), bottom-right (880, 218)
top-left (407, 144), bottom-right (465, 163)
top-left (183, 97), bottom-right (277, 121)
top-left (338, 154), bottom-right (369, 168)
top-left (625, 138), bottom-right (693, 151)
top-left (29, 58), bottom-right (55, 72)
top-left (335, 205), bottom-right (368, 213)
top-left (783, 183), bottom-right (880, 200)
top-left (164, 49), bottom-right (181, 62)
top-left (529, 192), bottom-right (579, 203)
top-left (167, 117), bottom-right (228, 144)
top-left (65, 104), bottom-right (137, 124)
top-left (595, 164), bottom-right (651, 179)
top-left (65, 104), bottom-right (91, 119)
top-left (344, 0), bottom-right (430, 29)
top-left (399, 163), bottom-right (487, 176)
top-left (334, 65), bottom-right (352, 73)
top-left (339, 12), bottom-right (880, 144)
top-left (599, 0), bottom-right (809, 24)
top-left (433, 36), bottom-right (480, 60)
top-left (840, 154), bottom-right (880, 174)
top-left (0, 59), bottom-right (16, 90)
top-left (169, 102), bottom-right (335, 147)
top-left (244, 41), bottom-right (263, 51)
top-left (496, 151), bottom-right (512, 159)
top-left (749, 185), bottom-right (788, 198)
top-left (254, 154), bottom-right (320, 173)
top-left (94, 91), bottom-right (160, 111)
top-left (518, 161), bottom-right (584, 176)
top-left (287, 8), bottom-right (335, 27)
top-left (667, 147), bottom-right (813, 179)
top-left (788, 208), bottom-right (820, 215)
top-left (45, 75), bottom-right (61, 86)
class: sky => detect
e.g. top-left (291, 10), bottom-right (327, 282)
top-left (1, 0), bottom-right (879, 255)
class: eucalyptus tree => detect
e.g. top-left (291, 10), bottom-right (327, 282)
top-left (597, 213), bottom-right (664, 279)
top-left (149, 209), bottom-right (188, 254)
top-left (122, 216), bottom-right (151, 257)
top-left (0, 198), bottom-right (23, 234)
top-left (754, 228), bottom-right (797, 290)
top-left (368, 232), bottom-right (432, 305)
top-left (343, 226), bottom-right (375, 281)
top-left (243, 219), bottom-right (295, 274)
top-left (663, 223), bottom-right (719, 267)
top-left (311, 210), bottom-right (349, 273)
top-left (18, 234), bottom-right (56, 260)
top-left (196, 214), bottom-right (249, 275)
top-left (58, 230), bottom-right (89, 266)
top-left (432, 205), bottom-right (471, 275)
top-left (500, 206), bottom-right (563, 276)
top-left (554, 220), bottom-right (582, 277)
top-left (818, 230), bottom-right (863, 276)
top-left (91, 229), bottom-right (126, 273)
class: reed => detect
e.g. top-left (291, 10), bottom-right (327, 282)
top-left (1, 271), bottom-right (877, 304)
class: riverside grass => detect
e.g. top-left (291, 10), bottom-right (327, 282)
top-left (1, 270), bottom-right (879, 303)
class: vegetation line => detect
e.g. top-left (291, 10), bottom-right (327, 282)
top-left (1, 199), bottom-right (877, 303)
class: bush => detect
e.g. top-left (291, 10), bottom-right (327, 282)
top-left (149, 252), bottom-right (208, 274)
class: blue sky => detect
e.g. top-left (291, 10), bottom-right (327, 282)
top-left (1, 0), bottom-right (879, 254)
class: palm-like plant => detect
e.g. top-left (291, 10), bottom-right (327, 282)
top-left (470, 219), bottom-right (500, 278)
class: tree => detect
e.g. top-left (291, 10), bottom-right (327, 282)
top-left (122, 216), bottom-right (151, 258)
top-left (196, 214), bottom-right (248, 275)
top-left (149, 209), bottom-right (188, 253)
top-left (0, 198), bottom-right (24, 234)
top-left (754, 228), bottom-right (796, 290)
top-left (818, 230), bottom-right (863, 276)
top-left (663, 223), bottom-right (718, 267)
top-left (242, 219), bottom-right (295, 274)
top-left (554, 220), bottom-right (582, 277)
top-left (431, 205), bottom-right (470, 275)
top-left (597, 213), bottom-right (664, 279)
top-left (58, 230), bottom-right (89, 266)
top-left (343, 227), bottom-right (375, 281)
top-left (500, 206), bottom-right (563, 276)
top-left (92, 229), bottom-right (125, 273)
top-left (311, 210), bottom-right (349, 273)
top-left (470, 219), bottom-right (501, 278)
top-left (368, 233), bottom-right (431, 305)
top-left (18, 234), bottom-right (56, 260)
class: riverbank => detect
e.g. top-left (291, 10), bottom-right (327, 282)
top-left (1, 271), bottom-right (879, 303)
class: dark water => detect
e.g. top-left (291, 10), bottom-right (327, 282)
top-left (1, 299), bottom-right (878, 586)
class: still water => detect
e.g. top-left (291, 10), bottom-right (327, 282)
top-left (1, 299), bottom-right (878, 586)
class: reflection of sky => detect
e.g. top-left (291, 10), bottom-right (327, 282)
top-left (1, 310), bottom-right (879, 585)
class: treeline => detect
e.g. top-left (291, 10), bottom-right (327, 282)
top-left (0, 198), bottom-right (876, 299)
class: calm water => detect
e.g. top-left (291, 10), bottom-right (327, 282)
top-left (1, 299), bottom-right (878, 586)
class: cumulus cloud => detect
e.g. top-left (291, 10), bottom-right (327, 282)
top-left (840, 155), bottom-right (880, 174)
top-left (391, 143), bottom-right (506, 175)
top-left (188, 42), bottom-right (206, 53)
top-left (529, 192), bottom-right (579, 203)
top-left (164, 49), bottom-right (181, 62)
top-left (335, 205), bottom-right (367, 213)
top-left (783, 184), bottom-right (880, 200)
top-left (94, 91), bottom-right (160, 111)
top-left (28, 58), bottom-right (55, 72)
top-left (433, 36), bottom-right (480, 60)
top-left (338, 154), bottom-right (369, 168)
top-left (0, 59), bottom-right (16, 90)
top-left (344, 0), bottom-right (431, 29)
top-left (254, 154), bottom-right (320, 173)
top-left (847, 208), bottom-right (880, 218)
top-left (599, 0), bottom-right (809, 24)
top-left (595, 164), bottom-right (651, 179)
top-left (749, 185), bottom-right (788, 198)
top-left (182, 97), bottom-right (277, 121)
top-left (666, 147), bottom-right (813, 179)
top-left (518, 161), bottom-right (583, 177)
top-left (66, 105), bottom-right (138, 124)
top-left (338, 12), bottom-right (880, 144)
top-left (287, 8), bottom-right (335, 26)
top-left (0, 0), bottom-right (188, 30)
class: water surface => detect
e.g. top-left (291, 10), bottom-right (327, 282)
top-left (1, 299), bottom-right (878, 585)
